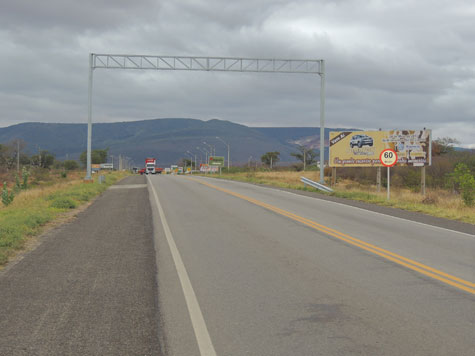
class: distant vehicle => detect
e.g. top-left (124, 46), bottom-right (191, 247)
top-left (139, 168), bottom-right (146, 175)
top-left (350, 134), bottom-right (373, 148)
top-left (145, 158), bottom-right (162, 174)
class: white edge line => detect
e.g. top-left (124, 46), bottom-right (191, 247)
top-left (147, 176), bottom-right (217, 356)
top-left (193, 176), bottom-right (475, 238)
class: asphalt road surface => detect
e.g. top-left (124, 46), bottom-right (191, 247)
top-left (1, 174), bottom-right (474, 355)
top-left (150, 175), bottom-right (474, 356)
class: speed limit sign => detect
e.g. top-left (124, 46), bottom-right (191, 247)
top-left (380, 149), bottom-right (398, 167)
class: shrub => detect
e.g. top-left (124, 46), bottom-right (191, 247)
top-left (2, 182), bottom-right (14, 206)
top-left (64, 160), bottom-right (79, 171)
top-left (50, 197), bottom-right (77, 209)
top-left (21, 167), bottom-right (30, 189)
top-left (14, 173), bottom-right (21, 193)
top-left (449, 163), bottom-right (475, 207)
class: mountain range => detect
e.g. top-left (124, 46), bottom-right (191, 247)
top-left (0, 118), bottom-right (352, 167)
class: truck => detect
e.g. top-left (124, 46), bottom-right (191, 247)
top-left (145, 158), bottom-right (161, 174)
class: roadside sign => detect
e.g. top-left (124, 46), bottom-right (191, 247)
top-left (329, 129), bottom-right (431, 167)
top-left (380, 149), bottom-right (398, 167)
top-left (200, 164), bottom-right (219, 173)
top-left (209, 156), bottom-right (224, 166)
top-left (380, 149), bottom-right (398, 200)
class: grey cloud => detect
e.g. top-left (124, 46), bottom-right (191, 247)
top-left (1, 0), bottom-right (474, 147)
top-left (1, 0), bottom-right (161, 31)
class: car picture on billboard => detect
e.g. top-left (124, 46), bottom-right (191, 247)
top-left (329, 130), bottom-right (431, 167)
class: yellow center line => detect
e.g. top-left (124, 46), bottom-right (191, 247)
top-left (187, 177), bottom-right (475, 295)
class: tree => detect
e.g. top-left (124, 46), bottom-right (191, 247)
top-left (291, 146), bottom-right (318, 169)
top-left (30, 150), bottom-right (55, 169)
top-left (432, 137), bottom-right (460, 156)
top-left (80, 149), bottom-right (109, 166)
top-left (181, 158), bottom-right (192, 168)
top-left (0, 140), bottom-right (27, 171)
top-left (64, 160), bottom-right (79, 170)
top-left (261, 151), bottom-right (280, 168)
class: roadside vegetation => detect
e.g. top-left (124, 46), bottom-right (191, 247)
top-left (0, 170), bottom-right (129, 267)
top-left (204, 139), bottom-right (475, 225)
top-left (0, 141), bottom-right (130, 267)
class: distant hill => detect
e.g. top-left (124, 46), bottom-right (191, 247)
top-left (0, 118), bottom-right (354, 166)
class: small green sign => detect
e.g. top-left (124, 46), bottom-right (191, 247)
top-left (209, 156), bottom-right (224, 166)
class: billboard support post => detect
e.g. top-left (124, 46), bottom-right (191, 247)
top-left (377, 167), bottom-right (381, 193)
top-left (331, 167), bottom-right (336, 187)
top-left (421, 166), bottom-right (426, 196)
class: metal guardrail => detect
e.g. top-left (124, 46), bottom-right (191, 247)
top-left (300, 176), bottom-right (334, 193)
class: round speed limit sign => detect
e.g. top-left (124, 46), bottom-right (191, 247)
top-left (380, 149), bottom-right (398, 167)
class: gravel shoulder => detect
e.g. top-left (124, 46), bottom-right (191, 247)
top-left (0, 175), bottom-right (164, 356)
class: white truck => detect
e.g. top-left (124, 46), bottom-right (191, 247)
top-left (145, 158), bottom-right (157, 174)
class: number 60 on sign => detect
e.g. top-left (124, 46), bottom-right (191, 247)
top-left (380, 149), bottom-right (398, 167)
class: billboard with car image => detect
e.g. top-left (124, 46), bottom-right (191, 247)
top-left (329, 130), bottom-right (432, 167)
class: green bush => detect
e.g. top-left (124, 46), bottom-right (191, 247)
top-left (2, 182), bottom-right (14, 206)
top-left (50, 197), bottom-right (77, 209)
top-left (63, 160), bottom-right (79, 170)
top-left (14, 173), bottom-right (21, 193)
top-left (0, 206), bottom-right (53, 264)
top-left (22, 167), bottom-right (30, 189)
top-left (449, 163), bottom-right (475, 207)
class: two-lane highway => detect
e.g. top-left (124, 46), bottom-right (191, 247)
top-left (1, 174), bottom-right (473, 355)
top-left (149, 174), bottom-right (474, 355)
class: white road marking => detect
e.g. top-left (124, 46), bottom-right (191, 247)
top-left (194, 176), bottom-right (475, 238)
top-left (109, 184), bottom-right (147, 189)
top-left (148, 176), bottom-right (217, 356)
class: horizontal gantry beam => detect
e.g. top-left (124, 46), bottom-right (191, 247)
top-left (92, 54), bottom-right (323, 74)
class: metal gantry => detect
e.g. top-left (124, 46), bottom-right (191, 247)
top-left (86, 54), bottom-right (326, 182)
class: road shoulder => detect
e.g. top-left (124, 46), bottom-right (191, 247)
top-left (0, 175), bottom-right (164, 355)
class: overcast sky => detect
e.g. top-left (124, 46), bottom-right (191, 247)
top-left (1, 0), bottom-right (474, 147)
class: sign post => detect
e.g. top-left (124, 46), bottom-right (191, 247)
top-left (380, 149), bottom-right (398, 200)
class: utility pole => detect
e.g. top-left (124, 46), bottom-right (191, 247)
top-left (203, 142), bottom-right (215, 157)
top-left (216, 136), bottom-right (230, 170)
top-left (197, 147), bottom-right (209, 165)
top-left (377, 128), bottom-right (382, 192)
top-left (304, 148), bottom-right (307, 171)
top-left (16, 139), bottom-right (20, 172)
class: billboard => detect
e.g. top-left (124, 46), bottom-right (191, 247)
top-left (200, 164), bottom-right (219, 173)
top-left (329, 129), bottom-right (431, 167)
top-left (209, 156), bottom-right (224, 166)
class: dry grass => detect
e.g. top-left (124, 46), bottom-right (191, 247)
top-left (211, 171), bottom-right (475, 224)
top-left (0, 173), bottom-right (84, 212)
top-left (0, 170), bottom-right (130, 267)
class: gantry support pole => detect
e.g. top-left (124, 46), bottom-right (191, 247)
top-left (85, 53), bottom-right (94, 181)
top-left (319, 60), bottom-right (325, 184)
